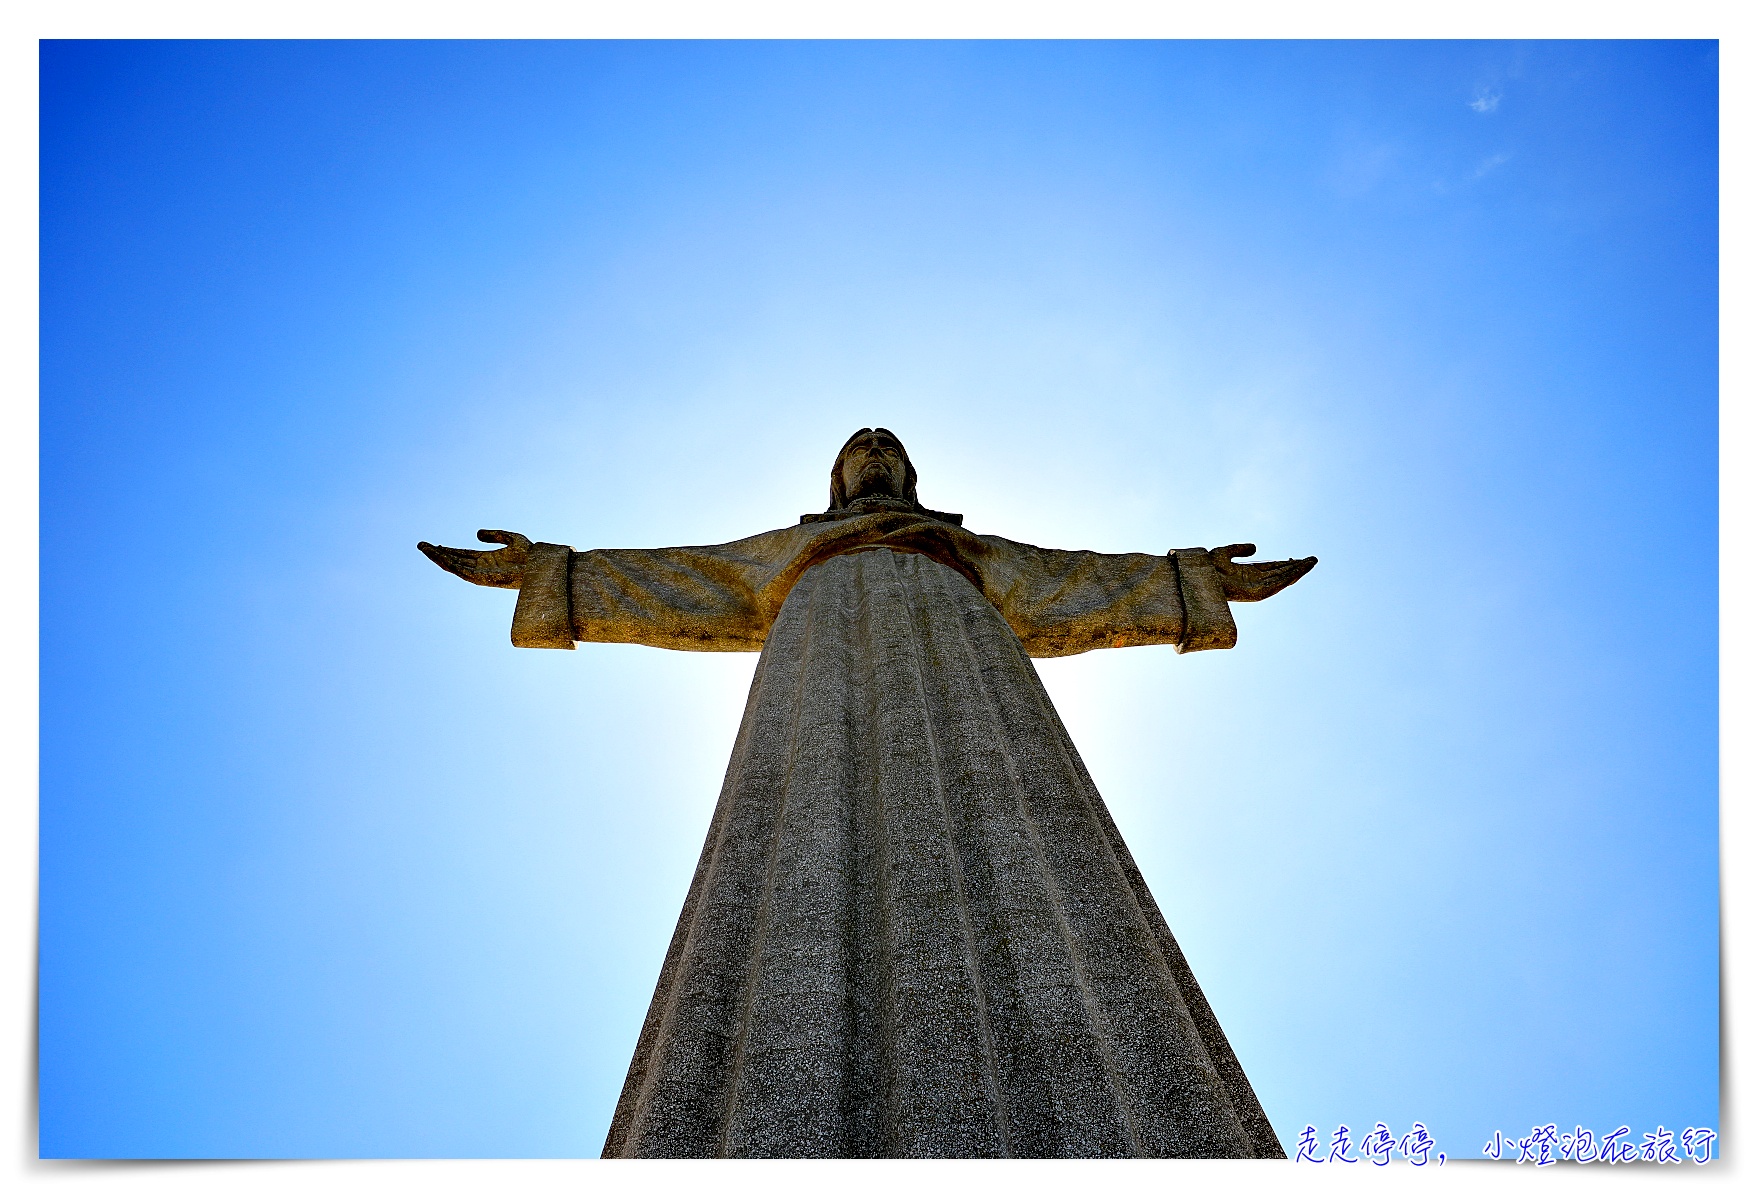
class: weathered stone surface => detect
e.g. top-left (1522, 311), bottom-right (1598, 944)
top-left (602, 548), bottom-right (1281, 1157)
top-left (420, 513), bottom-right (1310, 660)
top-left (417, 427), bottom-right (1315, 1158)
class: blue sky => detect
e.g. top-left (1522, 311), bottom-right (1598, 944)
top-left (39, 40), bottom-right (1718, 1159)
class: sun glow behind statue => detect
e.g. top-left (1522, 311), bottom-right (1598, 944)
top-left (39, 40), bottom-right (1718, 1158)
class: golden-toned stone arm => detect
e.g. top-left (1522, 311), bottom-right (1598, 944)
top-left (420, 519), bottom-right (1317, 659)
top-left (973, 535), bottom-right (1316, 658)
top-left (419, 529), bottom-right (579, 649)
top-left (420, 524), bottom-right (818, 653)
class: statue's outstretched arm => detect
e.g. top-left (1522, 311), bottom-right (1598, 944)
top-left (975, 532), bottom-right (1317, 657)
top-left (1207, 543), bottom-right (1318, 602)
top-left (417, 530), bottom-right (531, 589)
top-left (419, 524), bottom-right (806, 652)
top-left (419, 529), bottom-right (575, 649)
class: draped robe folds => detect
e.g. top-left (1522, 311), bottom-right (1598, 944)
top-left (507, 509), bottom-right (1283, 1158)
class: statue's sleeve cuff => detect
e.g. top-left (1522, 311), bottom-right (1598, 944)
top-left (511, 543), bottom-right (576, 649)
top-left (1172, 548), bottom-right (1237, 653)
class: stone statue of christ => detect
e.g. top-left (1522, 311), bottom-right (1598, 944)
top-left (420, 428), bottom-right (1315, 1158)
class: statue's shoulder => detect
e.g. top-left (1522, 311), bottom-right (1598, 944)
top-left (800, 502), bottom-right (964, 527)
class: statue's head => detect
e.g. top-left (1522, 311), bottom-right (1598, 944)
top-left (830, 428), bottom-right (919, 510)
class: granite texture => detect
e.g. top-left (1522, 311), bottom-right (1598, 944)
top-left (600, 549), bottom-right (1283, 1157)
top-left (421, 513), bottom-right (1312, 661)
top-left (417, 428), bottom-right (1313, 1158)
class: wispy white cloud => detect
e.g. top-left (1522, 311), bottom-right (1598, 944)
top-left (1469, 88), bottom-right (1502, 114)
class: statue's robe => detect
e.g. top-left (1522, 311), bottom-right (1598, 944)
top-left (508, 504), bottom-right (1283, 1158)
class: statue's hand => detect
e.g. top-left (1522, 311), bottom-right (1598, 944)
top-left (417, 529), bottom-right (534, 589)
top-left (1209, 543), bottom-right (1318, 602)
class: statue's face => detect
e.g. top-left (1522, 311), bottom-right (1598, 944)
top-left (840, 432), bottom-right (909, 502)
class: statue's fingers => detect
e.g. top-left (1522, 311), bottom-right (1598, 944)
top-left (419, 541), bottom-right (489, 579)
top-left (1192, 543), bottom-right (1305, 601)
top-left (1228, 555), bottom-right (1317, 600)
top-left (477, 529), bottom-right (532, 548)
top-left (1247, 558), bottom-right (1309, 581)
